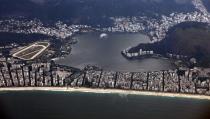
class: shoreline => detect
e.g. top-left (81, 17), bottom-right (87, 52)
top-left (0, 87), bottom-right (210, 100)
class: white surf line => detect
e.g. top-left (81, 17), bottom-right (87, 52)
top-left (1, 87), bottom-right (210, 100)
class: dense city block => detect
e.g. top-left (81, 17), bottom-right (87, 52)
top-left (0, 57), bottom-right (210, 96)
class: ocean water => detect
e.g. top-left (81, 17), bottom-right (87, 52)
top-left (0, 91), bottom-right (210, 119)
top-left (56, 32), bottom-right (175, 72)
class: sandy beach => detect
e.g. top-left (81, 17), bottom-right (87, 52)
top-left (0, 87), bottom-right (210, 100)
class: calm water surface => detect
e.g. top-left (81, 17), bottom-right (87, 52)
top-left (0, 91), bottom-right (210, 119)
top-left (57, 32), bottom-right (175, 72)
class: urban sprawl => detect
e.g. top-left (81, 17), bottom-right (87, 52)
top-left (0, 0), bottom-right (210, 96)
top-left (0, 60), bottom-right (210, 96)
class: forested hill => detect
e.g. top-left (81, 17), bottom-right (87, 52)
top-left (131, 22), bottom-right (210, 67)
top-left (161, 22), bottom-right (210, 66)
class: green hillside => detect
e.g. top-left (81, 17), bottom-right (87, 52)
top-left (131, 22), bottom-right (210, 67)
top-left (162, 22), bottom-right (210, 67)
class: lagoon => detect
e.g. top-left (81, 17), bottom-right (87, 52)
top-left (56, 32), bottom-right (175, 72)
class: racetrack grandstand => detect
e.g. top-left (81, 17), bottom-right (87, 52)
top-left (13, 42), bottom-right (50, 60)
